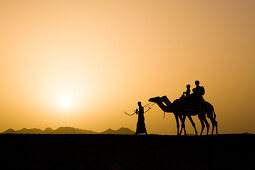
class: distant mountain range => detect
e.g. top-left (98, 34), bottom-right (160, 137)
top-left (1, 127), bottom-right (135, 135)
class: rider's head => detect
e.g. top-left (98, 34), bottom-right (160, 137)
top-left (186, 84), bottom-right (190, 89)
top-left (195, 80), bottom-right (200, 86)
top-left (138, 101), bottom-right (142, 106)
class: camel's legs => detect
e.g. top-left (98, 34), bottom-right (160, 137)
top-left (187, 115), bottom-right (197, 135)
top-left (198, 115), bottom-right (205, 135)
top-left (207, 113), bottom-right (218, 135)
top-left (208, 117), bottom-right (217, 135)
top-left (180, 115), bottom-right (187, 136)
top-left (210, 118), bottom-right (215, 135)
top-left (179, 115), bottom-right (183, 135)
top-left (174, 113), bottom-right (180, 135)
top-left (204, 117), bottom-right (210, 135)
top-left (215, 120), bottom-right (218, 135)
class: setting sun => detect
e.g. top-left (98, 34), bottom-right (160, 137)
top-left (59, 97), bottom-right (73, 110)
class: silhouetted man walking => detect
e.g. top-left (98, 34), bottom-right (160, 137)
top-left (135, 102), bottom-right (147, 135)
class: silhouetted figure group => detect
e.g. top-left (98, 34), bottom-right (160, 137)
top-left (181, 80), bottom-right (205, 101)
top-left (148, 80), bottom-right (218, 136)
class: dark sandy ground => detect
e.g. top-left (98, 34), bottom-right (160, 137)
top-left (0, 134), bottom-right (254, 170)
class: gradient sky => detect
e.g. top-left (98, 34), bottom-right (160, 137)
top-left (0, 0), bottom-right (254, 134)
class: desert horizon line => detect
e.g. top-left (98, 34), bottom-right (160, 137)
top-left (1, 126), bottom-right (136, 134)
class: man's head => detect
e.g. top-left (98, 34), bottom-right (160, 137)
top-left (186, 84), bottom-right (191, 89)
top-left (195, 80), bottom-right (200, 86)
top-left (138, 101), bottom-right (142, 106)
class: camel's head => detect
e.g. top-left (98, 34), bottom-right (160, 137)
top-left (149, 96), bottom-right (162, 103)
top-left (149, 96), bottom-right (172, 112)
top-left (160, 95), bottom-right (168, 101)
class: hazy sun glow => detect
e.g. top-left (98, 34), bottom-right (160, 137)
top-left (49, 86), bottom-right (86, 113)
top-left (59, 97), bottom-right (73, 110)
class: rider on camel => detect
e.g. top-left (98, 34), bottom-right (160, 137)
top-left (192, 80), bottom-right (205, 101)
top-left (183, 84), bottom-right (191, 97)
top-left (180, 84), bottom-right (191, 102)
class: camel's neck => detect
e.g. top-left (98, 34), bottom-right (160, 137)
top-left (162, 97), bottom-right (172, 106)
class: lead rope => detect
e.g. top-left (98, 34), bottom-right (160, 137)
top-left (124, 103), bottom-right (155, 116)
top-left (124, 112), bottom-right (136, 116)
top-left (144, 103), bottom-right (155, 113)
top-left (163, 111), bottom-right (166, 119)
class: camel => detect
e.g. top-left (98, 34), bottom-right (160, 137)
top-left (148, 96), bottom-right (197, 135)
top-left (149, 96), bottom-right (218, 135)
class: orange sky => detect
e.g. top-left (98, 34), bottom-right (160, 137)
top-left (0, 0), bottom-right (254, 134)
